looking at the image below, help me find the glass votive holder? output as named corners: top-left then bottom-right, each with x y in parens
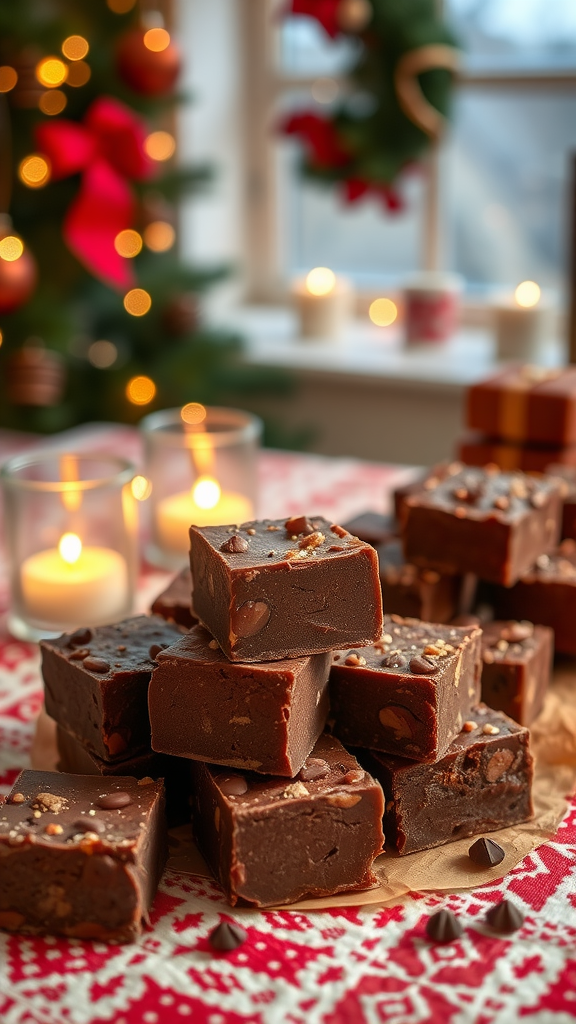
top-left (141, 405), bottom-right (263, 570)
top-left (1, 452), bottom-right (138, 641)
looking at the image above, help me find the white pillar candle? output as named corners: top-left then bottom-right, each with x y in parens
top-left (21, 534), bottom-right (129, 626)
top-left (495, 281), bottom-right (553, 363)
top-left (156, 477), bottom-right (254, 555)
top-left (292, 267), bottom-right (354, 341)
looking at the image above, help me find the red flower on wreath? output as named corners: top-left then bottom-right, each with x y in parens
top-left (283, 112), bottom-right (350, 168)
top-left (35, 96), bottom-right (154, 290)
top-left (290, 0), bottom-right (342, 38)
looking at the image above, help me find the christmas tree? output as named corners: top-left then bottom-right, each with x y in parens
top-left (0, 0), bottom-right (284, 435)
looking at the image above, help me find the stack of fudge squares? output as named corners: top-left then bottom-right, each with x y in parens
top-left (2, 481), bottom-right (556, 940)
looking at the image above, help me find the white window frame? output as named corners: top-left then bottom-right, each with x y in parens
top-left (240, 0), bottom-right (576, 318)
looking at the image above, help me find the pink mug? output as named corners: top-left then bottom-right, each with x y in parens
top-left (404, 272), bottom-right (463, 346)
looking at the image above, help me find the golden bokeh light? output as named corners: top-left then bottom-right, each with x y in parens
top-left (39, 89), bottom-right (67, 115)
top-left (126, 375), bottom-right (156, 405)
top-left (144, 131), bottom-right (176, 162)
top-left (0, 66), bottom-right (18, 92)
top-left (114, 229), bottom-right (143, 258)
top-left (19, 154), bottom-right (51, 188)
top-left (66, 60), bottom-right (91, 87)
top-left (369, 297), bottom-right (398, 327)
top-left (181, 402), bottom-right (207, 425)
top-left (0, 330), bottom-right (3, 347)
top-left (123, 288), bottom-right (152, 316)
top-left (131, 475), bottom-right (153, 501)
top-left (107, 0), bottom-right (136, 11)
top-left (62, 36), bottom-right (89, 61)
top-left (306, 267), bottom-right (336, 296)
top-left (143, 220), bottom-right (175, 252)
top-left (58, 532), bottom-right (82, 565)
top-left (0, 236), bottom-right (24, 262)
top-left (36, 57), bottom-right (68, 88)
top-left (143, 28), bottom-right (171, 52)
top-left (193, 476), bottom-right (221, 510)
top-left (515, 280), bottom-right (541, 309)
top-left (88, 340), bottom-right (118, 368)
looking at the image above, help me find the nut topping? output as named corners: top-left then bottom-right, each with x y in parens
top-left (345, 653), bottom-right (367, 667)
top-left (220, 534), bottom-right (249, 554)
top-left (409, 655), bottom-right (437, 675)
top-left (285, 515), bottom-right (315, 536)
top-left (31, 793), bottom-right (68, 814)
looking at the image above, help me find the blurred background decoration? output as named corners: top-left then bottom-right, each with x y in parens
top-left (0, 0), bottom-right (288, 438)
top-left (282, 0), bottom-right (460, 213)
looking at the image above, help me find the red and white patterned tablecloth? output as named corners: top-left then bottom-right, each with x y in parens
top-left (1, 426), bottom-right (575, 1024)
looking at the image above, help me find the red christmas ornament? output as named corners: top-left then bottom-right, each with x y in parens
top-left (290, 0), bottom-right (341, 38)
top-left (0, 235), bottom-right (37, 314)
top-left (116, 29), bottom-right (181, 96)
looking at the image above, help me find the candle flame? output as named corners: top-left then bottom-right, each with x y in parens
top-left (59, 532), bottom-right (82, 564)
top-left (515, 281), bottom-right (540, 308)
top-left (306, 267), bottom-right (336, 297)
top-left (192, 476), bottom-right (221, 510)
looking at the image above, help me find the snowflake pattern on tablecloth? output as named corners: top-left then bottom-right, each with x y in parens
top-left (0, 440), bottom-right (574, 1024)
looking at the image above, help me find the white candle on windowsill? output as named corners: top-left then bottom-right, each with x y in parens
top-left (21, 532), bottom-right (129, 626)
top-left (292, 267), bottom-right (354, 341)
top-left (495, 281), bottom-right (553, 363)
top-left (156, 476), bottom-right (254, 555)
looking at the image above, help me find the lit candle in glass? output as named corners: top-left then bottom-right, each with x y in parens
top-left (156, 475), bottom-right (253, 555)
top-left (21, 532), bottom-right (129, 625)
top-left (292, 267), bottom-right (354, 341)
top-left (495, 281), bottom-right (553, 363)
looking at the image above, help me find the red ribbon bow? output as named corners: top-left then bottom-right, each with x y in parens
top-left (36, 97), bottom-right (154, 290)
top-left (290, 0), bottom-right (342, 38)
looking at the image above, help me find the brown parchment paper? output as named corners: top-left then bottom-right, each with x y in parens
top-left (31, 666), bottom-right (576, 912)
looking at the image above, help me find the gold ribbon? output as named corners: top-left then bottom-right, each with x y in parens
top-left (499, 366), bottom-right (562, 442)
top-left (394, 44), bottom-right (461, 139)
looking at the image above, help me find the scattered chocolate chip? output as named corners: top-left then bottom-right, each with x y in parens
top-left (72, 817), bottom-right (106, 834)
top-left (68, 648), bottom-right (91, 661)
top-left (149, 643), bottom-right (168, 660)
top-left (68, 627), bottom-right (93, 647)
top-left (285, 515), bottom-right (314, 536)
top-left (267, 551), bottom-right (275, 557)
top-left (468, 837), bottom-right (505, 867)
top-left (299, 758), bottom-right (330, 782)
top-left (82, 657), bottom-right (110, 673)
top-left (218, 775), bottom-right (248, 797)
top-left (96, 792), bottom-right (133, 810)
top-left (381, 654), bottom-right (409, 670)
top-left (409, 655), bottom-right (437, 675)
top-left (209, 921), bottom-right (247, 952)
top-left (425, 910), bottom-right (463, 943)
top-left (220, 534), bottom-right (249, 554)
top-left (485, 900), bottom-right (524, 933)
top-left (117, 645), bottom-right (127, 652)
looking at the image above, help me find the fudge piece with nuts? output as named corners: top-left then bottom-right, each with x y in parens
top-left (480, 620), bottom-right (553, 726)
top-left (403, 465), bottom-right (562, 586)
top-left (189, 515), bottom-right (383, 662)
top-left (547, 464), bottom-right (576, 541)
top-left (0, 771), bottom-right (166, 942)
top-left (378, 539), bottom-right (462, 624)
top-left (149, 625), bottom-right (331, 776)
top-left (362, 704), bottom-right (533, 855)
top-left (150, 566), bottom-right (198, 630)
top-left (41, 616), bottom-right (183, 761)
top-left (56, 726), bottom-right (191, 827)
top-left (329, 614), bottom-right (482, 762)
top-left (190, 733), bottom-right (384, 907)
top-left (491, 540), bottom-right (576, 655)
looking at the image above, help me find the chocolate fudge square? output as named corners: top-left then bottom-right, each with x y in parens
top-left (56, 726), bottom-right (191, 827)
top-left (378, 539), bottom-right (461, 624)
top-left (547, 464), bottom-right (576, 541)
top-left (403, 466), bottom-right (561, 586)
top-left (149, 625), bottom-right (331, 776)
top-left (41, 616), bottom-right (183, 761)
top-left (492, 541), bottom-right (576, 655)
top-left (150, 567), bottom-right (198, 630)
top-left (481, 621), bottom-right (553, 726)
top-left (341, 511), bottom-right (396, 547)
top-left (190, 734), bottom-right (384, 908)
top-left (467, 365), bottom-right (576, 446)
top-left (363, 704), bottom-right (534, 855)
top-left (329, 615), bottom-right (482, 762)
top-left (189, 515), bottom-right (383, 662)
top-left (0, 771), bottom-right (166, 942)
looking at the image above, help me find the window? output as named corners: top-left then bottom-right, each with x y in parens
top-left (242, 0), bottom-right (576, 300)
